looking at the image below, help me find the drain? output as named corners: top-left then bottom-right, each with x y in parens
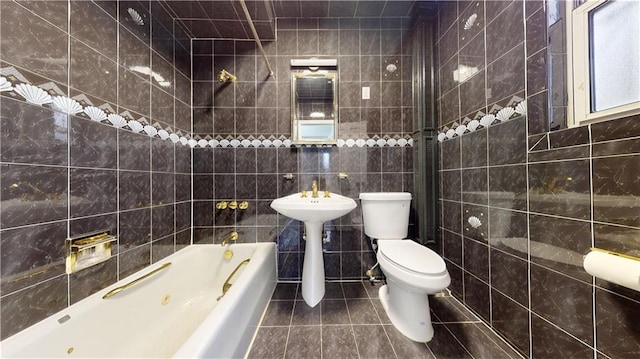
top-left (161, 294), bottom-right (171, 305)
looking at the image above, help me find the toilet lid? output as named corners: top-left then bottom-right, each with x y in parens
top-left (378, 240), bottom-right (447, 275)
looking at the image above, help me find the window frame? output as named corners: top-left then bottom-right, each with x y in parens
top-left (567, 0), bottom-right (640, 127)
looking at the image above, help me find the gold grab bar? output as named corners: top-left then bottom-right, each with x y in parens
top-left (102, 262), bottom-right (172, 299)
top-left (217, 259), bottom-right (250, 301)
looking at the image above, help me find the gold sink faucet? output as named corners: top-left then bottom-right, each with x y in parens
top-left (312, 180), bottom-right (319, 198)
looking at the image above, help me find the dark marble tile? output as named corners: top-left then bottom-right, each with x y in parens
top-left (549, 126), bottom-right (590, 149)
top-left (529, 214), bottom-right (592, 282)
top-left (441, 170), bottom-right (462, 201)
top-left (70, 39), bottom-right (117, 103)
top-left (440, 88), bottom-right (461, 126)
top-left (118, 130), bottom-right (150, 171)
top-left (347, 298), bottom-right (380, 324)
top-left (427, 323), bottom-right (473, 358)
top-left (460, 129), bottom-right (487, 168)
top-left (593, 155), bottom-right (640, 228)
top-left (175, 145), bottom-right (191, 174)
top-left (236, 147), bottom-right (257, 173)
top-left (291, 299), bottom-right (321, 325)
top-left (528, 159), bottom-right (591, 219)
top-left (118, 208), bottom-right (151, 250)
top-left (0, 221), bottom-right (67, 296)
top-left (443, 229), bottom-right (463, 267)
top-left (528, 145), bottom-right (590, 162)
top-left (118, 171), bottom-right (150, 210)
top-left (152, 139), bottom-right (174, 173)
top-left (463, 272), bottom-right (490, 322)
top-left (430, 295), bottom-right (479, 323)
top-left (320, 299), bottom-right (349, 324)
top-left (352, 325), bottom-right (396, 359)
top-left (118, 25), bottom-right (150, 71)
top-left (527, 90), bottom-right (549, 135)
top-left (488, 208), bottom-right (529, 259)
top-left (531, 314), bottom-right (594, 358)
top-left (322, 325), bottom-right (359, 359)
top-left (591, 114), bottom-right (640, 143)
top-left (285, 325), bottom-right (321, 359)
top-left (486, 44), bottom-right (525, 105)
top-left (174, 101), bottom-right (191, 133)
top-left (446, 322), bottom-right (515, 359)
top-left (593, 137), bottom-right (640, 157)
top-left (462, 168), bottom-right (488, 205)
top-left (490, 290), bottom-right (530, 357)
top-left (488, 117), bottom-right (527, 165)
top-left (458, 1), bottom-right (484, 50)
top-left (526, 7), bottom-right (546, 56)
top-left (152, 204), bottom-right (174, 240)
top-left (118, 243), bottom-right (150, 278)
top-left (464, 238), bottom-right (489, 282)
top-left (438, 23), bottom-right (459, 66)
top-left (1, 164), bottom-right (68, 228)
top-left (151, 172), bottom-right (174, 205)
top-left (278, 252), bottom-right (300, 280)
top-left (69, 256), bottom-right (117, 304)
top-left (262, 299), bottom-right (294, 326)
top-left (486, 0), bottom-right (524, 64)
top-left (460, 70), bottom-right (486, 117)
top-left (442, 200), bottom-right (462, 234)
top-left (70, 117), bottom-right (117, 169)
top-left (488, 165), bottom-right (527, 211)
top-left (0, 274), bottom-right (67, 340)
top-left (0, 98), bottom-right (68, 166)
top-left (490, 249), bottom-right (528, 306)
top-left (595, 288), bottom-right (640, 358)
top-left (175, 202), bottom-right (190, 232)
top-left (151, 234), bottom-right (174, 263)
top-left (530, 263), bottom-right (594, 345)
top-left (527, 49), bottom-right (547, 96)
top-left (151, 52), bottom-right (174, 91)
top-left (441, 137), bottom-right (461, 170)
top-left (70, 168), bottom-right (117, 218)
top-left (118, 68), bottom-right (150, 117)
top-left (247, 326), bottom-right (288, 359)
top-left (446, 260), bottom-right (464, 298)
top-left (1, 1), bottom-right (68, 83)
top-left (175, 174), bottom-right (191, 203)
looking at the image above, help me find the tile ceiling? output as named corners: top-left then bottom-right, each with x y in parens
top-left (162, 0), bottom-right (420, 40)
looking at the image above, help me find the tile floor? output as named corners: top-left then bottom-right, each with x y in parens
top-left (247, 281), bottom-right (524, 359)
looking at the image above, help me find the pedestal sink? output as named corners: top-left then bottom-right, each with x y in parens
top-left (271, 192), bottom-right (357, 307)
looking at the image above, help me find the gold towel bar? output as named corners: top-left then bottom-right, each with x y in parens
top-left (102, 262), bottom-right (172, 299)
top-left (218, 259), bottom-right (250, 301)
top-left (590, 248), bottom-right (640, 262)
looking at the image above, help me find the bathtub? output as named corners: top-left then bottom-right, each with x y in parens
top-left (1, 243), bottom-right (277, 358)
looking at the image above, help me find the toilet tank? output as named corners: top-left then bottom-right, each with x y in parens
top-left (359, 192), bottom-right (411, 239)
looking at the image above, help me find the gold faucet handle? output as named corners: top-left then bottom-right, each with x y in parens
top-left (324, 190), bottom-right (330, 198)
top-left (216, 201), bottom-right (228, 209)
top-left (301, 190), bottom-right (308, 198)
top-left (228, 201), bottom-right (238, 209)
top-left (238, 201), bottom-right (249, 210)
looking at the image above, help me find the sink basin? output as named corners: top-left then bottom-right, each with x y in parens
top-left (270, 192), bottom-right (357, 223)
top-left (271, 192), bottom-right (357, 307)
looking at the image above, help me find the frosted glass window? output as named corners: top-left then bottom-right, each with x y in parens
top-left (589, 0), bottom-right (640, 112)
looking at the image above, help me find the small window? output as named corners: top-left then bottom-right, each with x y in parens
top-left (568, 0), bottom-right (640, 126)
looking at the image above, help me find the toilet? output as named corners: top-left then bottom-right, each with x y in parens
top-left (359, 192), bottom-right (450, 342)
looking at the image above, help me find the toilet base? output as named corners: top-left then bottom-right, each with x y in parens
top-left (379, 283), bottom-right (434, 342)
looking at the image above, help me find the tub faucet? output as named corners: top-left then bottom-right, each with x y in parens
top-left (220, 231), bottom-right (238, 246)
top-left (311, 180), bottom-right (319, 198)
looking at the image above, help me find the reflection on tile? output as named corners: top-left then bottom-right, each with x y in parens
top-left (69, 257), bottom-right (117, 304)
top-left (490, 249), bottom-right (528, 306)
top-left (0, 275), bottom-right (68, 340)
top-left (491, 290), bottom-right (530, 356)
top-left (0, 221), bottom-right (67, 296)
top-left (427, 323), bottom-right (473, 358)
top-left (70, 117), bottom-right (117, 169)
top-left (1, 1), bottom-right (68, 83)
top-left (530, 264), bottom-right (594, 345)
top-left (488, 117), bottom-right (526, 165)
top-left (69, 168), bottom-right (117, 218)
top-left (0, 98), bottom-right (68, 166)
top-left (447, 322), bottom-right (515, 359)
top-left (593, 155), bottom-right (640, 228)
top-left (463, 273), bottom-right (490, 322)
top-left (353, 325), bottom-right (396, 359)
top-left (1, 164), bottom-right (68, 228)
top-left (595, 288), bottom-right (640, 358)
top-left (531, 315), bottom-right (593, 358)
top-left (262, 300), bottom-right (294, 326)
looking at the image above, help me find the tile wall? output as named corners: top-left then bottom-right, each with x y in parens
top-left (436, 0), bottom-right (640, 358)
top-left (190, 17), bottom-right (415, 281)
top-left (0, 1), bottom-right (192, 339)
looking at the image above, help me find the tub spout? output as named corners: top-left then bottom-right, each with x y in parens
top-left (220, 231), bottom-right (238, 246)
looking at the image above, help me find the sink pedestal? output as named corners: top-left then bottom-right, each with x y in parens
top-left (301, 222), bottom-right (324, 307)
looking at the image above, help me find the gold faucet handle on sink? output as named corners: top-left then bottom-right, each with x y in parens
top-left (324, 190), bottom-right (330, 198)
top-left (301, 190), bottom-right (308, 198)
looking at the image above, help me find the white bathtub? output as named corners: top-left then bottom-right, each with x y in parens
top-left (1, 243), bottom-right (277, 358)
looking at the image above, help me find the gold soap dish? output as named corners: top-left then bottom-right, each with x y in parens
top-left (66, 230), bottom-right (117, 274)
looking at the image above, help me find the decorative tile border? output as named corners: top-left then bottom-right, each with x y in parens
top-left (2, 70), bottom-right (414, 149)
top-left (0, 71), bottom-right (195, 147)
top-left (189, 135), bottom-right (414, 148)
top-left (437, 96), bottom-right (527, 142)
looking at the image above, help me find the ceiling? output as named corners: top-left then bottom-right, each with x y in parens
top-left (162, 0), bottom-right (420, 40)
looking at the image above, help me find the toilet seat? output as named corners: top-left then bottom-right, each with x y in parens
top-left (378, 240), bottom-right (447, 277)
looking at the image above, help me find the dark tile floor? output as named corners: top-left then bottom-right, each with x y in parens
top-left (247, 281), bottom-right (524, 359)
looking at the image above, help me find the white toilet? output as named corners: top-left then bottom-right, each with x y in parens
top-left (359, 192), bottom-right (450, 342)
